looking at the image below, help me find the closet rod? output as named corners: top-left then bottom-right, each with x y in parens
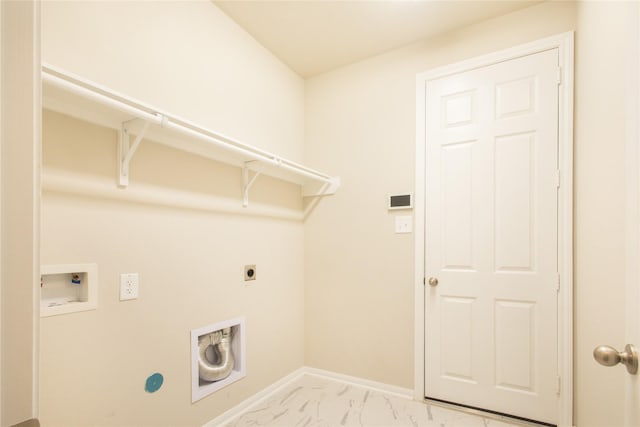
top-left (42, 66), bottom-right (335, 185)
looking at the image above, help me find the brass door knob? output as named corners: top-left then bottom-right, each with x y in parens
top-left (593, 344), bottom-right (638, 374)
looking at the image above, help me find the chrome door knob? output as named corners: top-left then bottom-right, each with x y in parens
top-left (593, 344), bottom-right (638, 374)
top-left (428, 277), bottom-right (439, 287)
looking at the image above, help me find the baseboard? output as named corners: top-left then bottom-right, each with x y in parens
top-left (302, 367), bottom-right (413, 399)
top-left (203, 367), bottom-right (414, 426)
top-left (203, 367), bottom-right (306, 427)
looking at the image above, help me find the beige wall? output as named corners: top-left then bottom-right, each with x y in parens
top-left (40, 113), bottom-right (305, 427)
top-left (625, 4), bottom-right (640, 425)
top-left (574, 2), bottom-right (632, 426)
top-left (38, 0), bottom-right (640, 426)
top-left (41, 0), bottom-right (304, 162)
top-left (304, 1), bottom-right (633, 426)
top-left (304, 0), bottom-right (576, 387)
top-left (40, 1), bottom-right (306, 426)
top-left (1, 1), bottom-right (41, 425)
top-left (1, 2), bottom-right (3, 423)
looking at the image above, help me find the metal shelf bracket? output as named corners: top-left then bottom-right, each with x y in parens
top-left (302, 176), bottom-right (341, 198)
top-left (118, 117), bottom-right (155, 187)
top-left (242, 160), bottom-right (266, 207)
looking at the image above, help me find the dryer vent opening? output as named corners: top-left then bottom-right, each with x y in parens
top-left (191, 317), bottom-right (246, 402)
top-left (198, 327), bottom-right (234, 384)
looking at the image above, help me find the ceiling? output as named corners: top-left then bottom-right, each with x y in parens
top-left (214, 0), bottom-right (542, 77)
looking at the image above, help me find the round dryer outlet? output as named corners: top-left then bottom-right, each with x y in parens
top-left (244, 265), bottom-right (256, 281)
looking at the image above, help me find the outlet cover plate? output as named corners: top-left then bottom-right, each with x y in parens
top-left (120, 273), bottom-right (139, 300)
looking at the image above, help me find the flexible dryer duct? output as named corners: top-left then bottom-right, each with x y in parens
top-left (198, 327), bottom-right (234, 382)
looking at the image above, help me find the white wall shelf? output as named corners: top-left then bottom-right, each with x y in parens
top-left (41, 64), bottom-right (340, 206)
top-left (40, 263), bottom-right (98, 317)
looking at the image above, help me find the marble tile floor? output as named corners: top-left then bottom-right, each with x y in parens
top-left (224, 374), bottom-right (534, 427)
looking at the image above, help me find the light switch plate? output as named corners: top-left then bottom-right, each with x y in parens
top-left (395, 216), bottom-right (413, 234)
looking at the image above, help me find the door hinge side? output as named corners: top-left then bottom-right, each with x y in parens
top-left (556, 170), bottom-right (561, 188)
top-left (556, 375), bottom-right (561, 394)
top-left (557, 66), bottom-right (562, 85)
top-left (557, 274), bottom-right (561, 292)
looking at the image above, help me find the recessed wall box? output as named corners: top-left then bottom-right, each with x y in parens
top-left (191, 317), bottom-right (246, 402)
top-left (40, 263), bottom-right (97, 317)
top-left (388, 193), bottom-right (413, 210)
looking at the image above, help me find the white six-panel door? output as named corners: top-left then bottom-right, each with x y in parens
top-left (424, 49), bottom-right (560, 424)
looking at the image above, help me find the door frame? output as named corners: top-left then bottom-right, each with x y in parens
top-left (414, 32), bottom-right (574, 426)
top-left (624, 3), bottom-right (640, 425)
top-left (1, 1), bottom-right (42, 424)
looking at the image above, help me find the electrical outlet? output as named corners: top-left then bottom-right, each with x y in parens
top-left (244, 265), bottom-right (256, 281)
top-left (120, 273), bottom-right (139, 300)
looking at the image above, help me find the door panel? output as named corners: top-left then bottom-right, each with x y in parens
top-left (494, 132), bottom-right (535, 271)
top-left (441, 296), bottom-right (475, 382)
top-left (442, 143), bottom-right (473, 270)
top-left (425, 49), bottom-right (559, 424)
top-left (494, 299), bottom-right (535, 392)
